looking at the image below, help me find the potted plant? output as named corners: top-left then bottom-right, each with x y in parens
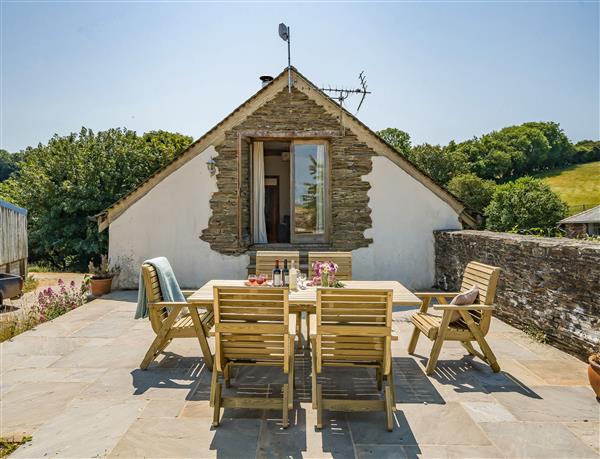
top-left (88, 255), bottom-right (119, 297)
top-left (589, 351), bottom-right (600, 401)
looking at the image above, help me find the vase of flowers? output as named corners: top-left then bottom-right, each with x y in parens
top-left (312, 261), bottom-right (344, 288)
top-left (88, 255), bottom-right (120, 296)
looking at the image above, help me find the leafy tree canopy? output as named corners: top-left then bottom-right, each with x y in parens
top-left (447, 173), bottom-right (496, 213)
top-left (573, 140), bottom-right (600, 163)
top-left (0, 149), bottom-right (21, 182)
top-left (376, 128), bottom-right (411, 157)
top-left (409, 143), bottom-right (469, 185)
top-left (0, 128), bottom-right (192, 271)
top-left (484, 177), bottom-right (567, 232)
top-left (380, 121), bottom-right (578, 185)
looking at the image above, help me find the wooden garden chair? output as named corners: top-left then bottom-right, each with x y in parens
top-left (256, 251), bottom-right (303, 341)
top-left (308, 251), bottom-right (352, 280)
top-left (305, 251), bottom-right (353, 348)
top-left (139, 263), bottom-right (214, 370)
top-left (408, 261), bottom-right (501, 376)
top-left (210, 286), bottom-right (295, 428)
top-left (310, 288), bottom-right (396, 432)
top-left (255, 251), bottom-right (300, 279)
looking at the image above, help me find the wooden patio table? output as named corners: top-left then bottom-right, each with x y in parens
top-left (188, 279), bottom-right (422, 313)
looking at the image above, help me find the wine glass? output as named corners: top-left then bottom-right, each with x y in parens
top-left (247, 274), bottom-right (256, 285)
top-left (256, 274), bottom-right (266, 286)
top-left (298, 272), bottom-right (307, 289)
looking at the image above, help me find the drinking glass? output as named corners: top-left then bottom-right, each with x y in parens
top-left (247, 274), bottom-right (256, 285)
top-left (256, 274), bottom-right (266, 285)
top-left (298, 272), bottom-right (307, 289)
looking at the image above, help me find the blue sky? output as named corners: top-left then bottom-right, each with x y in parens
top-left (1, 1), bottom-right (598, 152)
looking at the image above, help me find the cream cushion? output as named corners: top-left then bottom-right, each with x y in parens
top-left (449, 286), bottom-right (479, 322)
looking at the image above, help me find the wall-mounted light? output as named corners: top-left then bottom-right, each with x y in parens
top-left (206, 157), bottom-right (217, 176)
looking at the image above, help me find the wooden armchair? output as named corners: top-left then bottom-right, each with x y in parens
top-left (210, 287), bottom-right (295, 428)
top-left (311, 288), bottom-right (396, 431)
top-left (308, 251), bottom-right (352, 280)
top-left (139, 264), bottom-right (213, 370)
top-left (408, 261), bottom-right (501, 375)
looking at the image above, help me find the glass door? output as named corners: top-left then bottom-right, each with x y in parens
top-left (290, 140), bottom-right (329, 243)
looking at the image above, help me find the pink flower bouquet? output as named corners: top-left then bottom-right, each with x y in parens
top-left (312, 261), bottom-right (344, 288)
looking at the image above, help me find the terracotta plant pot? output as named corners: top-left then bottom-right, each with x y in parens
top-left (90, 277), bottom-right (113, 297)
top-left (588, 355), bottom-right (600, 401)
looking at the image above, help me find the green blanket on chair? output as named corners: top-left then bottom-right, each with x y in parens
top-left (135, 257), bottom-right (185, 319)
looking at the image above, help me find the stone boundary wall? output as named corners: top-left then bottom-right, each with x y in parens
top-left (434, 230), bottom-right (599, 360)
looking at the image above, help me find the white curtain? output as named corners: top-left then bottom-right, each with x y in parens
top-left (315, 144), bottom-right (326, 234)
top-left (252, 141), bottom-right (268, 243)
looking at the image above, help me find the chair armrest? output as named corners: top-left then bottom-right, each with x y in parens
top-left (433, 304), bottom-right (495, 311)
top-left (415, 292), bottom-right (461, 299)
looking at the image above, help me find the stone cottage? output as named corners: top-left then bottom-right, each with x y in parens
top-left (97, 67), bottom-right (475, 289)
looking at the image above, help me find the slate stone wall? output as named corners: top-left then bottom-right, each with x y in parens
top-left (201, 87), bottom-right (375, 254)
top-left (434, 230), bottom-right (600, 360)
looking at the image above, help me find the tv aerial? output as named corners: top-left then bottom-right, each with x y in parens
top-left (320, 71), bottom-right (372, 114)
top-left (278, 22), bottom-right (292, 93)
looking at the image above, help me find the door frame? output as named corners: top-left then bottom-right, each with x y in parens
top-left (248, 135), bottom-right (332, 245)
top-left (290, 139), bottom-right (330, 244)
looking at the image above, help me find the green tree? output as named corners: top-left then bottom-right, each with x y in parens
top-left (0, 149), bottom-right (20, 181)
top-left (0, 128), bottom-right (192, 270)
top-left (573, 140), bottom-right (600, 163)
top-left (447, 173), bottom-right (496, 213)
top-left (484, 177), bottom-right (567, 232)
top-left (377, 128), bottom-right (411, 158)
top-left (410, 143), bottom-right (469, 185)
top-left (453, 122), bottom-right (575, 182)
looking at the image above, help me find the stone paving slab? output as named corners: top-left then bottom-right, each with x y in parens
top-left (1, 291), bottom-right (598, 458)
top-left (11, 398), bottom-right (147, 458)
top-left (479, 422), bottom-right (599, 458)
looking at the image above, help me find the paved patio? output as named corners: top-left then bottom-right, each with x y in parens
top-left (1, 291), bottom-right (598, 458)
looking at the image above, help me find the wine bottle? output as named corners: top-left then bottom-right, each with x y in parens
top-left (289, 260), bottom-right (298, 291)
top-left (283, 259), bottom-right (289, 286)
top-left (272, 259), bottom-right (282, 287)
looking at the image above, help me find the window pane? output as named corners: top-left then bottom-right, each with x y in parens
top-left (294, 144), bottom-right (326, 235)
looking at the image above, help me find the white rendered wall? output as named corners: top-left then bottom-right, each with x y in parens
top-left (353, 155), bottom-right (462, 289)
top-left (108, 146), bottom-right (249, 289)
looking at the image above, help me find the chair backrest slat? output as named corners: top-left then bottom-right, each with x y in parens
top-left (141, 264), bottom-right (167, 333)
top-left (457, 261), bottom-right (501, 334)
top-left (315, 289), bottom-right (392, 369)
top-left (308, 252), bottom-right (352, 280)
top-left (255, 251), bottom-right (300, 278)
top-left (213, 287), bottom-right (289, 371)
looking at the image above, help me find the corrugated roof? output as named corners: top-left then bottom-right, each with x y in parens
top-left (0, 198), bottom-right (27, 215)
top-left (559, 205), bottom-right (600, 224)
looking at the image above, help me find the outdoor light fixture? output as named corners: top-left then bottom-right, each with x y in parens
top-left (278, 22), bottom-right (291, 93)
top-left (206, 157), bottom-right (217, 176)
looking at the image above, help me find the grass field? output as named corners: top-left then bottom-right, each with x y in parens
top-left (536, 161), bottom-right (600, 215)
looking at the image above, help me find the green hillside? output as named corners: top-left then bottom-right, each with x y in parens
top-left (536, 161), bottom-right (600, 215)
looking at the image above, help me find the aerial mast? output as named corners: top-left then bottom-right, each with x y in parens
top-left (278, 23), bottom-right (291, 93)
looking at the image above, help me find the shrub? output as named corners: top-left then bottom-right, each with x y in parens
top-left (485, 177), bottom-right (567, 232)
top-left (447, 173), bottom-right (496, 213)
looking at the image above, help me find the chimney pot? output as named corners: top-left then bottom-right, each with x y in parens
top-left (260, 75), bottom-right (274, 88)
